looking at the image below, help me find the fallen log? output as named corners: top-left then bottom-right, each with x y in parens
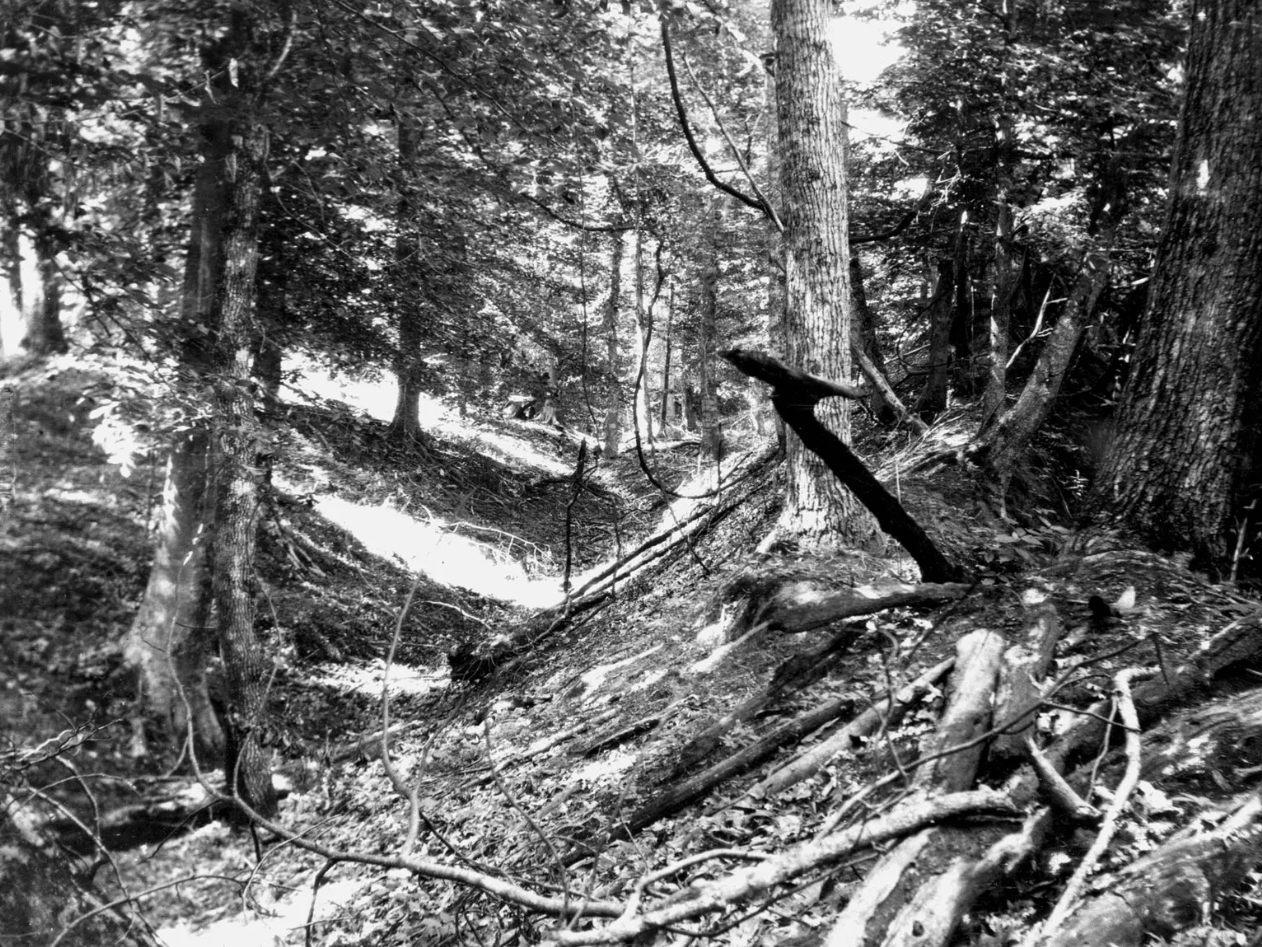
top-left (550, 788), bottom-right (1020, 945)
top-left (823, 628), bottom-right (1006, 946)
top-left (766, 581), bottom-right (971, 634)
top-left (565, 690), bottom-right (860, 865)
top-left (721, 347), bottom-right (962, 583)
top-left (852, 611), bottom-right (1262, 947)
top-left (991, 593), bottom-right (1064, 762)
top-left (1042, 788), bottom-right (1262, 947)
top-left (752, 658), bottom-right (955, 799)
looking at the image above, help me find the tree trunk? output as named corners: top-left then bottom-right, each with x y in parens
top-left (982, 199), bottom-right (1015, 420)
top-left (913, 259), bottom-right (955, 421)
top-left (772, 0), bottom-right (875, 547)
top-left (659, 285), bottom-right (673, 431)
top-left (389, 104), bottom-right (425, 442)
top-left (602, 231), bottom-right (624, 456)
top-left (972, 227), bottom-right (1114, 501)
top-left (26, 222), bottom-right (68, 355)
top-left (698, 200), bottom-right (724, 463)
top-left (127, 430), bottom-right (224, 763)
top-left (127, 89), bottom-right (230, 759)
top-left (205, 13), bottom-right (276, 816)
top-left (632, 229), bottom-right (653, 446)
top-left (1094, 0), bottom-right (1262, 572)
top-left (949, 216), bottom-right (974, 393)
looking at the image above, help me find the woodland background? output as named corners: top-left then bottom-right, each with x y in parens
top-left (2, 0), bottom-right (1262, 945)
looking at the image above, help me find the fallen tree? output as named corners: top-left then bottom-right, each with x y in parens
top-left (721, 348), bottom-right (962, 583)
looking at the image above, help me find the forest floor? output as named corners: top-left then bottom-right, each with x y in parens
top-left (3, 354), bottom-right (1261, 946)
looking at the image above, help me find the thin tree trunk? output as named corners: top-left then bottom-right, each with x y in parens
top-left (26, 223), bottom-right (68, 355)
top-left (971, 227), bottom-right (1115, 501)
top-left (632, 229), bottom-right (653, 446)
top-left (659, 286), bottom-right (673, 430)
top-left (983, 199), bottom-right (1015, 420)
top-left (602, 231), bottom-right (624, 456)
top-left (1094, 0), bottom-right (1262, 573)
top-left (772, 0), bottom-right (876, 547)
top-left (850, 255), bottom-right (920, 429)
top-left (389, 104), bottom-right (425, 442)
top-left (949, 215), bottom-right (973, 393)
top-left (914, 259), bottom-right (955, 421)
top-left (210, 107), bottom-right (276, 816)
top-left (698, 200), bottom-right (723, 462)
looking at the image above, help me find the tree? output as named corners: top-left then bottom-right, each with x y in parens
top-left (1094, 0), bottom-right (1262, 573)
top-left (771, 0), bottom-right (875, 546)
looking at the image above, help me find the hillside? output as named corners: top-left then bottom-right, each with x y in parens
top-left (4, 355), bottom-right (1261, 947)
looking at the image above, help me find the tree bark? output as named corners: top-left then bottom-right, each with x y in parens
top-left (389, 102), bottom-right (426, 441)
top-left (771, 0), bottom-right (875, 547)
top-left (632, 229), bottom-right (653, 446)
top-left (205, 11), bottom-right (277, 816)
top-left (1093, 0), bottom-right (1262, 572)
top-left (127, 85), bottom-right (230, 759)
top-left (913, 259), bottom-right (955, 421)
top-left (971, 225), bottom-right (1115, 499)
top-left (983, 200), bottom-right (1015, 420)
top-left (698, 200), bottom-right (724, 462)
top-left (602, 231), bottom-right (624, 455)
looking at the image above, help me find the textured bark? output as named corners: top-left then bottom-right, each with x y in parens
top-left (772, 0), bottom-right (874, 546)
top-left (983, 200), bottom-right (1015, 420)
top-left (600, 231), bottom-right (625, 454)
top-left (210, 110), bottom-right (276, 816)
top-left (698, 200), bottom-right (723, 462)
top-left (390, 103), bottom-right (425, 441)
top-left (1094, 0), bottom-right (1262, 570)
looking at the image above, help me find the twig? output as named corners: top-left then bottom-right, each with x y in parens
top-left (1029, 667), bottom-right (1148, 944)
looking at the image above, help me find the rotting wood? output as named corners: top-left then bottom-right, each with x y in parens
top-left (768, 581), bottom-right (971, 633)
top-left (448, 447), bottom-right (775, 680)
top-left (721, 347), bottom-right (962, 583)
top-left (991, 593), bottom-right (1064, 761)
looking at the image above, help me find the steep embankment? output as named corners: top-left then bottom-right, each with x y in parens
top-left (5, 357), bottom-right (1262, 947)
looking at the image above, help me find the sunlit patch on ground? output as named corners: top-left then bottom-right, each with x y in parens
top-left (313, 494), bottom-right (562, 608)
top-left (307, 658), bottom-right (450, 699)
top-left (155, 876), bottom-right (364, 947)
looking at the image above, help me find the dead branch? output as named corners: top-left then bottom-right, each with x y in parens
top-left (754, 658), bottom-right (955, 799)
top-left (721, 348), bottom-right (961, 583)
top-left (1041, 790), bottom-right (1262, 947)
top-left (548, 788), bottom-right (1019, 945)
top-left (767, 582), bottom-right (971, 634)
top-left (1032, 668), bottom-right (1148, 945)
top-left (991, 594), bottom-right (1064, 761)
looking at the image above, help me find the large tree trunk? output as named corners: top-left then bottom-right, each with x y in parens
top-left (602, 231), bottom-right (625, 456)
top-left (1094, 0), bottom-right (1262, 572)
top-left (772, 0), bottom-right (875, 547)
top-left (389, 104), bottom-right (425, 442)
